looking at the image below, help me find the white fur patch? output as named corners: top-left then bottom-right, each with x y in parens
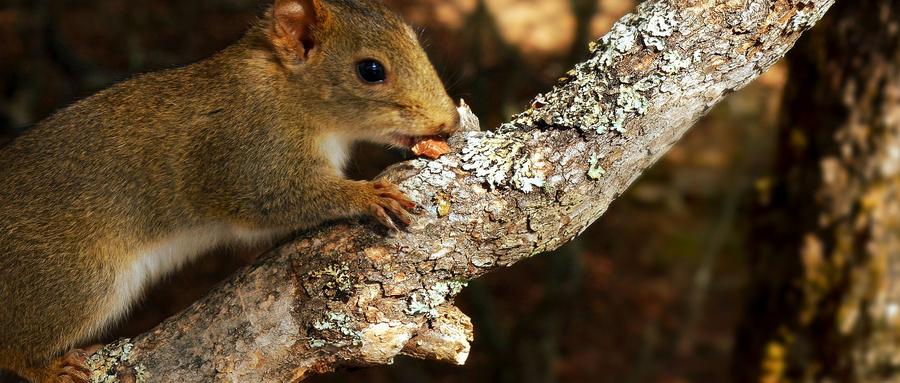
top-left (108, 224), bottom-right (284, 327)
top-left (319, 133), bottom-right (354, 174)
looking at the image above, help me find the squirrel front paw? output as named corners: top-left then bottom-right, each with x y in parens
top-left (40, 349), bottom-right (91, 383)
top-left (366, 179), bottom-right (416, 231)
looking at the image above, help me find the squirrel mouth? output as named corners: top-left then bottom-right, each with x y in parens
top-left (390, 123), bottom-right (456, 149)
top-left (392, 134), bottom-right (434, 148)
top-left (393, 135), bottom-right (419, 148)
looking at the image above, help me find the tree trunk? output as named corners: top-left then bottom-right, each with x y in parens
top-left (81, 0), bottom-right (835, 381)
top-left (734, 1), bottom-right (900, 382)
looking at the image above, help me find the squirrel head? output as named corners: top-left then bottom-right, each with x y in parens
top-left (262, 0), bottom-right (459, 150)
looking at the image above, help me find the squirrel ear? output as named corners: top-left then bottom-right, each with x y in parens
top-left (273, 0), bottom-right (328, 60)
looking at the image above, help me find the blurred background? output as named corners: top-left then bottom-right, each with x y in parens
top-left (0, 0), bottom-right (802, 382)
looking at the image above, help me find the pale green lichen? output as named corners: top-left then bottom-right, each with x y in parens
top-left (790, 2), bottom-right (833, 32)
top-left (86, 338), bottom-right (148, 383)
top-left (588, 153), bottom-right (606, 180)
top-left (501, 1), bottom-right (682, 136)
top-left (617, 85), bottom-right (648, 115)
top-left (634, 73), bottom-right (664, 91)
top-left (405, 279), bottom-right (468, 319)
top-left (460, 130), bottom-right (546, 193)
top-left (309, 311), bottom-right (363, 347)
top-left (612, 23), bottom-right (637, 53)
top-left (309, 262), bottom-right (354, 292)
top-left (133, 364), bottom-right (149, 382)
top-left (308, 339), bottom-right (328, 348)
top-left (643, 9), bottom-right (678, 50)
top-left (661, 51), bottom-right (691, 74)
top-left (641, 2), bottom-right (680, 50)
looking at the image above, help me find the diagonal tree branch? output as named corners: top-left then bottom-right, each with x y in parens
top-left (85, 0), bottom-right (834, 381)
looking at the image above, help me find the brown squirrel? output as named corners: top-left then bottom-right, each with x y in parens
top-left (0, 0), bottom-right (459, 381)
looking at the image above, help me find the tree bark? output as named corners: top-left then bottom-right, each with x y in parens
top-left (83, 0), bottom-right (834, 381)
top-left (734, 1), bottom-right (900, 382)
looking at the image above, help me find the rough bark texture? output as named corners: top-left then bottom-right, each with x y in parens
top-left (735, 1), bottom-right (900, 382)
top-left (83, 0), bottom-right (834, 381)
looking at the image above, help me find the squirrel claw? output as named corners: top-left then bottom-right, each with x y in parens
top-left (370, 203), bottom-right (401, 232)
top-left (53, 349), bottom-right (92, 383)
top-left (369, 180), bottom-right (415, 229)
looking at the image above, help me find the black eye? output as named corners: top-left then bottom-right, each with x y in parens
top-left (356, 60), bottom-right (386, 83)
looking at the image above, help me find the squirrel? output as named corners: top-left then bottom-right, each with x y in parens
top-left (0, 0), bottom-right (460, 381)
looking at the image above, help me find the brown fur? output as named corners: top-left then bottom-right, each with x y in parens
top-left (0, 0), bottom-right (458, 381)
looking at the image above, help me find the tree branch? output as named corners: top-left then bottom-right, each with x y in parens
top-left (85, 0), bottom-right (835, 381)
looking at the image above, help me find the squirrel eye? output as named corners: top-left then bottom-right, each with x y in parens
top-left (356, 60), bottom-right (386, 84)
